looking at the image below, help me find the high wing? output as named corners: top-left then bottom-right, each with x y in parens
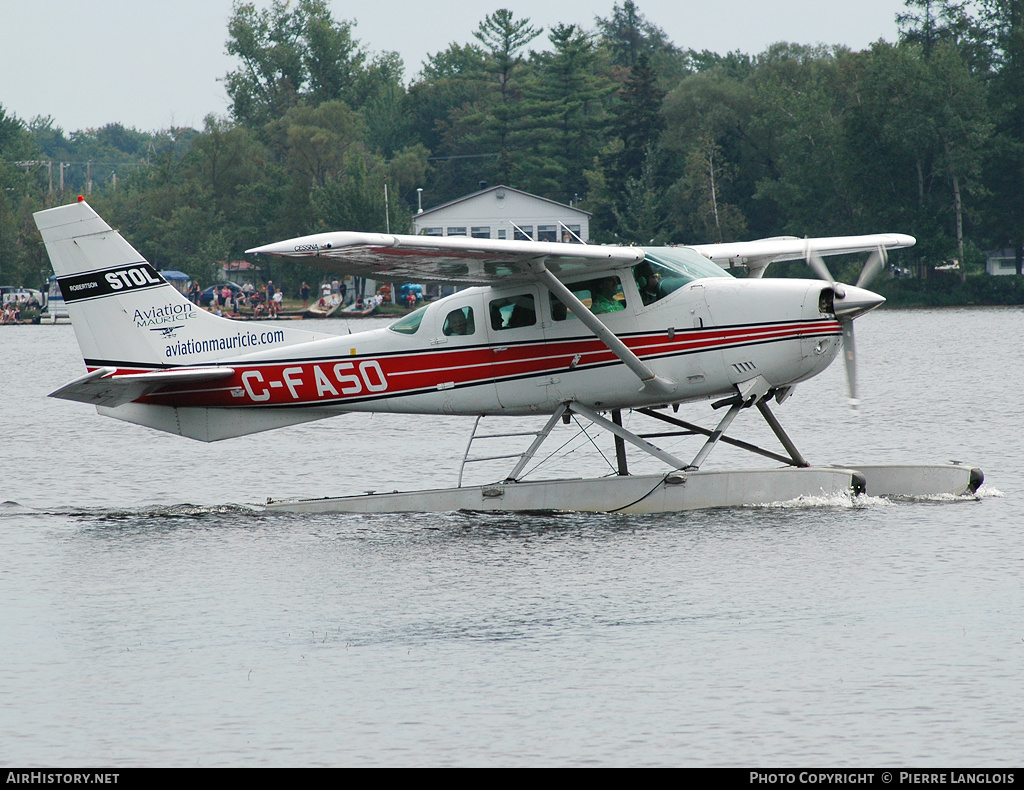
top-left (248, 230), bottom-right (914, 284)
top-left (246, 232), bottom-right (644, 285)
top-left (689, 233), bottom-right (916, 278)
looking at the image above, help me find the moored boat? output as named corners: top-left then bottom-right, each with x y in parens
top-left (306, 294), bottom-right (344, 318)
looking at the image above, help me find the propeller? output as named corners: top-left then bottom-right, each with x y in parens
top-left (856, 246), bottom-right (888, 289)
top-left (805, 243), bottom-right (887, 410)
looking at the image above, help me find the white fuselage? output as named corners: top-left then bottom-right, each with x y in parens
top-left (137, 274), bottom-right (842, 416)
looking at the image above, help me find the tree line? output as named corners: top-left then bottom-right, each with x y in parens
top-left (2, 0), bottom-right (1023, 297)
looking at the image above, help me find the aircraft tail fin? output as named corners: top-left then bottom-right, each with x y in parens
top-left (33, 199), bottom-right (326, 371)
top-left (34, 199), bottom-right (341, 442)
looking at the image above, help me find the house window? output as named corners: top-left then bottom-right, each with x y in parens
top-left (446, 227), bottom-right (467, 236)
top-left (537, 225), bottom-right (557, 242)
top-left (513, 225), bottom-right (533, 241)
top-left (497, 229), bottom-right (507, 240)
top-left (561, 225), bottom-right (582, 243)
top-left (471, 226), bottom-right (491, 239)
top-left (421, 227), bottom-right (443, 236)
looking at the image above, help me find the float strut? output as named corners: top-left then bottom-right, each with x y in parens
top-left (504, 404), bottom-right (569, 482)
top-left (611, 409), bottom-right (629, 476)
top-left (685, 400), bottom-right (744, 471)
top-left (756, 400), bottom-right (810, 468)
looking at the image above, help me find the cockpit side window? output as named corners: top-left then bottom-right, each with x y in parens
top-left (633, 261), bottom-right (683, 306)
top-left (633, 249), bottom-right (731, 306)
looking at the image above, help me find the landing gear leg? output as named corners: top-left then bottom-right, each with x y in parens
top-left (756, 400), bottom-right (810, 468)
top-left (684, 400), bottom-right (745, 471)
top-left (611, 409), bottom-right (629, 476)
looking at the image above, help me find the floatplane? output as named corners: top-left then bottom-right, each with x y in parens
top-left (35, 198), bottom-right (982, 514)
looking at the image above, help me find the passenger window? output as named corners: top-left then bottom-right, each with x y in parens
top-left (489, 294), bottom-right (536, 330)
top-left (550, 276), bottom-right (626, 320)
top-left (443, 307), bottom-right (475, 336)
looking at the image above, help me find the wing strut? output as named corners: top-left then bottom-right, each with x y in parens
top-left (528, 258), bottom-right (677, 397)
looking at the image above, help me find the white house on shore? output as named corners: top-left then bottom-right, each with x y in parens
top-left (985, 249), bottom-right (1022, 275)
top-left (411, 184), bottom-right (591, 243)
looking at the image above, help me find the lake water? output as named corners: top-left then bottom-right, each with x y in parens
top-left (1, 308), bottom-right (1022, 766)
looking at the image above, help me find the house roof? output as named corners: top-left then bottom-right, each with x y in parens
top-left (416, 184), bottom-right (591, 218)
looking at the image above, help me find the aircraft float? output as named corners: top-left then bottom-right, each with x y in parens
top-left (35, 198), bottom-right (983, 513)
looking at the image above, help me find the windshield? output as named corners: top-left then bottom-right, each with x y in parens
top-left (634, 247), bottom-right (732, 305)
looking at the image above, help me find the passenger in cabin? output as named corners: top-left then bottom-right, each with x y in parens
top-left (591, 277), bottom-right (625, 314)
top-left (490, 294), bottom-right (536, 330)
top-left (443, 307), bottom-right (474, 336)
top-left (634, 263), bottom-right (661, 306)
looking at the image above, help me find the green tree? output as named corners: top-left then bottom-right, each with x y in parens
top-left (0, 106), bottom-right (49, 287)
top-left (595, 0), bottom-right (679, 68)
top-left (979, 0), bottom-right (1024, 272)
top-left (224, 0), bottom-right (365, 126)
top-left (612, 145), bottom-right (670, 244)
top-left (673, 133), bottom-right (748, 243)
top-left (310, 148), bottom-right (413, 234)
top-left (609, 52), bottom-right (665, 190)
top-left (745, 44), bottom-right (860, 238)
top-left (467, 8), bottom-right (541, 184)
top-left (842, 41), bottom-right (989, 275)
top-left (359, 52), bottom-right (414, 158)
top-left (898, 0), bottom-right (992, 68)
top-left (661, 69), bottom-right (753, 242)
top-left (517, 24), bottom-right (615, 198)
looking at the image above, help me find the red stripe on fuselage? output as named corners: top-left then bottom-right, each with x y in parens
top-left (126, 319), bottom-right (840, 408)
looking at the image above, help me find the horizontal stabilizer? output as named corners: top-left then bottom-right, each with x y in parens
top-left (50, 366), bottom-right (236, 408)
